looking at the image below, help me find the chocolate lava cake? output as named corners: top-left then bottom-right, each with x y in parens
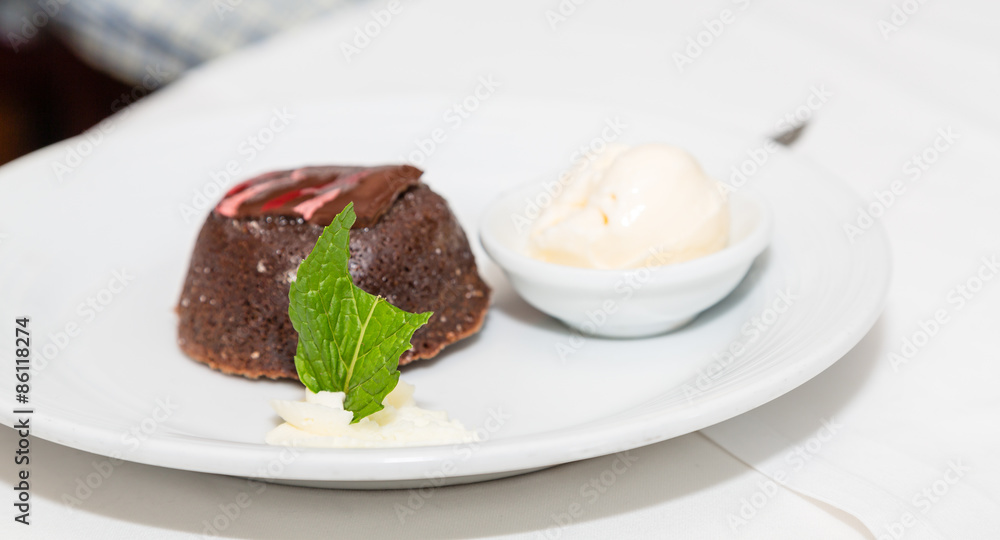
top-left (176, 165), bottom-right (491, 379)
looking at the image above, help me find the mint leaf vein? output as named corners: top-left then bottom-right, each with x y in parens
top-left (288, 203), bottom-right (432, 423)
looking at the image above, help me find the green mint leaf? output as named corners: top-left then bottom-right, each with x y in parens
top-left (288, 203), bottom-right (432, 423)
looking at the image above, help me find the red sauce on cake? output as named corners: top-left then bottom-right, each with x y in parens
top-left (176, 164), bottom-right (491, 380)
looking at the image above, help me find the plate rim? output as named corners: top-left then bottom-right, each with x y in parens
top-left (0, 96), bottom-right (892, 485)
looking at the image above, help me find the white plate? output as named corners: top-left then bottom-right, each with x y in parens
top-left (0, 97), bottom-right (890, 489)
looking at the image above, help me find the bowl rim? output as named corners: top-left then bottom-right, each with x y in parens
top-left (478, 181), bottom-right (773, 286)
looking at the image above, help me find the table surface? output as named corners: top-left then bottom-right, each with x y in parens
top-left (3, 1), bottom-right (999, 538)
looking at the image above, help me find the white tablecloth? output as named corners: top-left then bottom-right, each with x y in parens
top-left (3, 1), bottom-right (999, 538)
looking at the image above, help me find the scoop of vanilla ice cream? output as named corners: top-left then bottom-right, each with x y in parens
top-left (528, 143), bottom-right (729, 269)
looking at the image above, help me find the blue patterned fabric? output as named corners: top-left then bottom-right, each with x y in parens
top-left (2, 0), bottom-right (357, 83)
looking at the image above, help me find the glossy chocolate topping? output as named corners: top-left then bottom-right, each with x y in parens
top-left (214, 165), bottom-right (423, 228)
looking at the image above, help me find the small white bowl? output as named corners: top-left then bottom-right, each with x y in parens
top-left (479, 183), bottom-right (773, 338)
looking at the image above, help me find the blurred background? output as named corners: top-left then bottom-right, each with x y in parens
top-left (1, 2), bottom-right (999, 539)
top-left (0, 14), bottom-right (132, 166)
top-left (0, 0), bottom-right (352, 165)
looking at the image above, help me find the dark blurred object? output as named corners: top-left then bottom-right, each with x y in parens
top-left (0, 30), bottom-right (141, 166)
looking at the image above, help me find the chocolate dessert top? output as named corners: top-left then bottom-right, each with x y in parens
top-left (215, 165), bottom-right (423, 228)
